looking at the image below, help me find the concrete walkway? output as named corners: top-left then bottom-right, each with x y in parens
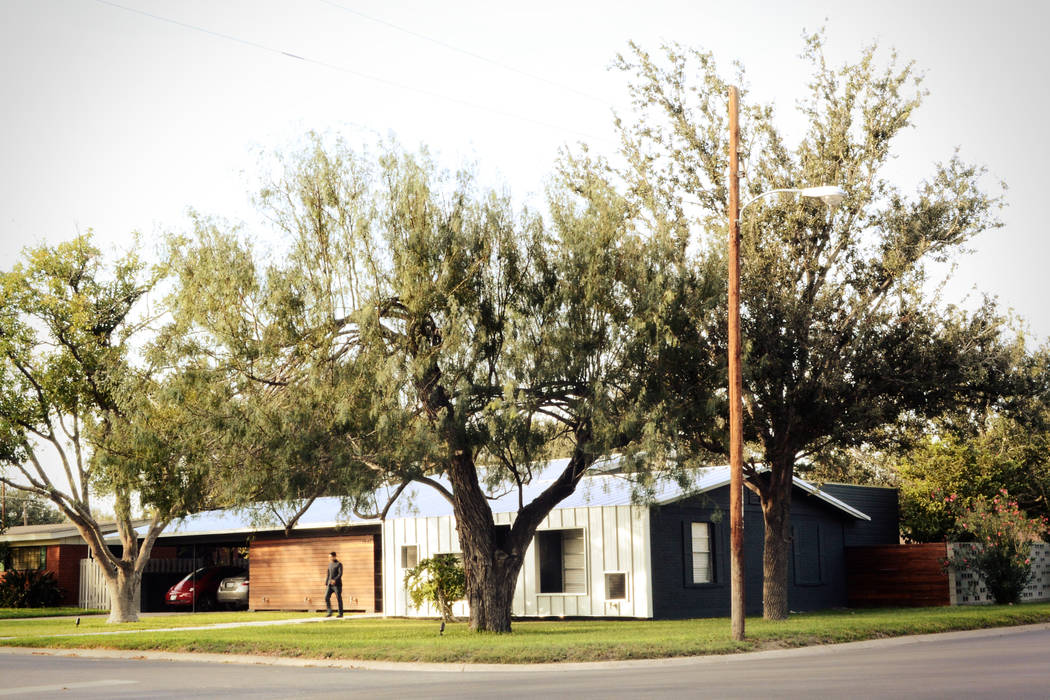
top-left (0, 612), bottom-right (383, 641)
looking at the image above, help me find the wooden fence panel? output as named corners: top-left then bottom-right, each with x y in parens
top-left (250, 535), bottom-right (376, 612)
top-left (846, 543), bottom-right (949, 607)
top-left (79, 558), bottom-right (110, 611)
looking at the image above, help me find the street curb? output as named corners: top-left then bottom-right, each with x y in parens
top-left (0, 622), bottom-right (1048, 673)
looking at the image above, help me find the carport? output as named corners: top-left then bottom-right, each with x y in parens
top-left (92, 500), bottom-right (383, 613)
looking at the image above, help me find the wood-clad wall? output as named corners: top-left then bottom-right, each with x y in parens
top-left (250, 534), bottom-right (376, 612)
top-left (845, 543), bottom-right (949, 607)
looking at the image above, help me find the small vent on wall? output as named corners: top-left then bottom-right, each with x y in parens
top-left (605, 572), bottom-right (628, 600)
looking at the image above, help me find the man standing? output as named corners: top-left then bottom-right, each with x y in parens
top-left (325, 551), bottom-right (343, 618)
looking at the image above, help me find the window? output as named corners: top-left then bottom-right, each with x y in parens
top-left (690, 522), bottom-right (713, 584)
top-left (401, 545), bottom-right (418, 569)
top-left (10, 546), bottom-right (46, 571)
top-left (604, 572), bottom-right (627, 600)
top-left (792, 520), bottom-right (823, 586)
top-left (537, 528), bottom-right (586, 594)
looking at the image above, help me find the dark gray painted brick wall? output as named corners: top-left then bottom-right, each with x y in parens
top-left (649, 484), bottom-right (856, 619)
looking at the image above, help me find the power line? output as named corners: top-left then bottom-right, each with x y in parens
top-left (91, 0), bottom-right (612, 145)
top-left (315, 0), bottom-right (610, 106)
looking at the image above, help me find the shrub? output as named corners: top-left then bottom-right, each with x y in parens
top-left (944, 490), bottom-right (1047, 604)
top-left (404, 553), bottom-right (466, 623)
top-left (0, 569), bottom-right (64, 608)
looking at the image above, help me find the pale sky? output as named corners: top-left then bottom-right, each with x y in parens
top-left (2, 0), bottom-right (1048, 342)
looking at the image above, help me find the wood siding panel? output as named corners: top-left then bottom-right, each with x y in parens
top-left (846, 543), bottom-right (950, 607)
top-left (250, 535), bottom-right (376, 612)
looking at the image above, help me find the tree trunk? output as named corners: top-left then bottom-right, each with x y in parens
top-left (760, 459), bottom-right (794, 621)
top-left (105, 566), bottom-right (143, 624)
top-left (462, 551), bottom-right (519, 633)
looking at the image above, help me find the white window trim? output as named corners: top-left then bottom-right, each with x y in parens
top-left (535, 527), bottom-right (589, 596)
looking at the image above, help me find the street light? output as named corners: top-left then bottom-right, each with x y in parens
top-left (726, 85), bottom-right (844, 642)
top-left (741, 185), bottom-right (847, 212)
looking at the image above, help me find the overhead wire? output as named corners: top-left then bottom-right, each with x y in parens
top-left (91, 0), bottom-right (613, 145)
top-left (315, 0), bottom-right (611, 106)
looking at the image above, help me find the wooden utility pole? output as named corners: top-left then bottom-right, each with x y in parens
top-left (727, 85), bottom-right (746, 641)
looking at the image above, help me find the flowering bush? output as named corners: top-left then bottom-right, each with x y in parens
top-left (944, 490), bottom-right (1047, 604)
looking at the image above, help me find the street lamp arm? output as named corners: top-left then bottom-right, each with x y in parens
top-left (739, 188), bottom-right (804, 215)
top-left (739, 185), bottom-right (846, 216)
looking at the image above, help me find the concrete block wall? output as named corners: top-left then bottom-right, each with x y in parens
top-left (949, 542), bottom-right (1050, 605)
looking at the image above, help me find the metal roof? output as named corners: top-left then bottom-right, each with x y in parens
top-left (1, 520), bottom-right (134, 544)
top-left (106, 459), bottom-right (869, 541)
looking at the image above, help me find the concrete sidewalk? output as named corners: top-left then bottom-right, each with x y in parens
top-left (1, 621), bottom-right (1047, 673)
top-left (0, 612), bottom-right (383, 641)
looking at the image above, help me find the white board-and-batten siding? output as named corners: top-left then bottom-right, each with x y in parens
top-left (381, 504), bottom-right (653, 619)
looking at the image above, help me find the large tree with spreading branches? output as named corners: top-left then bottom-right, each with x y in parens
top-left (165, 138), bottom-right (714, 632)
top-left (568, 34), bottom-right (1024, 619)
top-left (0, 237), bottom-right (208, 622)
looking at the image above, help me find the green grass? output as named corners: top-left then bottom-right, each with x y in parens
top-left (0, 607), bottom-right (106, 620)
top-left (2, 604), bottom-right (1050, 663)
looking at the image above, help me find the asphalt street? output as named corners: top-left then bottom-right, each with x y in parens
top-left (1, 624), bottom-right (1048, 699)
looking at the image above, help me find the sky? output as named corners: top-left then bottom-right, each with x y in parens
top-left (1, 0), bottom-right (1049, 342)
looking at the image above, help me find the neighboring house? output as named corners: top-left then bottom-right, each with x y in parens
top-left (4, 461), bottom-right (899, 618)
top-left (0, 522), bottom-right (121, 606)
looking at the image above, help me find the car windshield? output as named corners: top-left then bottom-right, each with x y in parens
top-left (175, 568), bottom-right (211, 586)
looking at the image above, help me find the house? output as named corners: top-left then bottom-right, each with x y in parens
top-left (0, 522), bottom-right (113, 606)
top-left (380, 460), bottom-right (897, 618)
top-left (1, 461), bottom-right (898, 618)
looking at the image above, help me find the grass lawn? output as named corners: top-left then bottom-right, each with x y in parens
top-left (0, 607), bottom-right (107, 620)
top-left (2, 603), bottom-right (1050, 664)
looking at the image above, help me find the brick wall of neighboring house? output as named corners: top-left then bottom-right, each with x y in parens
top-left (148, 546), bottom-right (178, 559)
top-left (45, 544), bottom-right (89, 605)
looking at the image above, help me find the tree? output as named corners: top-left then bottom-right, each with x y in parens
top-left (898, 411), bottom-right (1050, 542)
top-left (0, 237), bottom-right (207, 622)
top-left (580, 34), bottom-right (1022, 619)
top-left (1, 489), bottom-right (65, 527)
top-left (167, 137), bottom-right (709, 632)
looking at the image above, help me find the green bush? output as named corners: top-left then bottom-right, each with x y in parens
top-left (404, 554), bottom-right (466, 623)
top-left (0, 569), bottom-right (63, 608)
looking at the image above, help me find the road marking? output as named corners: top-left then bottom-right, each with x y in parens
top-left (0, 679), bottom-right (138, 695)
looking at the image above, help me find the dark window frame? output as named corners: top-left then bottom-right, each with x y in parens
top-left (9, 545), bottom-right (46, 572)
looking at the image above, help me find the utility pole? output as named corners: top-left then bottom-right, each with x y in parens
top-left (727, 85), bottom-right (746, 641)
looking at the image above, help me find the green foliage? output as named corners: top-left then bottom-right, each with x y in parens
top-left (571, 33), bottom-right (1026, 617)
top-left (944, 491), bottom-right (1046, 604)
top-left (0, 569), bottom-right (63, 608)
top-left (0, 491), bottom-right (65, 528)
top-left (168, 134), bottom-right (707, 630)
top-left (404, 554), bottom-right (466, 623)
top-left (0, 234), bottom-right (211, 622)
top-left (898, 412), bottom-right (1050, 542)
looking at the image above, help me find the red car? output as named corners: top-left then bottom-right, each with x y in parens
top-left (165, 566), bottom-right (246, 611)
